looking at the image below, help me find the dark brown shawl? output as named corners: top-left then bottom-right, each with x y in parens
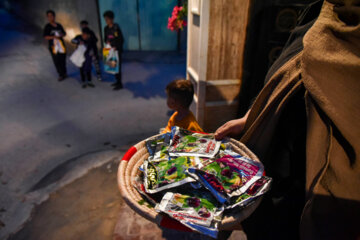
top-left (240, 1), bottom-right (360, 239)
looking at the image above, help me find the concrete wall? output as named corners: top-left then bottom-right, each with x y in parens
top-left (10, 0), bottom-right (101, 51)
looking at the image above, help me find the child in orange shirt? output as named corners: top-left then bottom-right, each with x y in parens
top-left (163, 79), bottom-right (203, 133)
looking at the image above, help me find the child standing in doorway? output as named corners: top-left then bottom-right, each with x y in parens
top-left (163, 79), bottom-right (203, 133)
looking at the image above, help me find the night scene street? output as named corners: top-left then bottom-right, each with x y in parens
top-left (0, 0), bottom-right (359, 240)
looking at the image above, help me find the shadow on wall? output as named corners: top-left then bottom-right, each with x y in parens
top-left (0, 8), bottom-right (44, 46)
top-left (7, 0), bottom-right (101, 52)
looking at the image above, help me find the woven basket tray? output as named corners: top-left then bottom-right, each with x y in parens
top-left (117, 136), bottom-right (262, 231)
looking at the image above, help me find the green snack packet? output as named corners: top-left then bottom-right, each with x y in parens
top-left (156, 191), bottom-right (223, 238)
top-left (187, 153), bottom-right (264, 203)
top-left (145, 133), bottom-right (171, 159)
top-left (226, 176), bottom-right (272, 209)
top-left (144, 156), bottom-right (203, 193)
top-left (169, 127), bottom-right (221, 158)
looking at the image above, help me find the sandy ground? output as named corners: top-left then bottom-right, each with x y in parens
top-left (8, 160), bottom-right (246, 240)
top-left (8, 160), bottom-right (123, 240)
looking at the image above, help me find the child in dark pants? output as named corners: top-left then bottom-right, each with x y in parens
top-left (71, 28), bottom-right (96, 88)
top-left (43, 10), bottom-right (67, 81)
top-left (79, 20), bottom-right (102, 81)
top-left (103, 10), bottom-right (124, 90)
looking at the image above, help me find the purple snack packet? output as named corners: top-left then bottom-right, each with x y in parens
top-left (188, 154), bottom-right (264, 203)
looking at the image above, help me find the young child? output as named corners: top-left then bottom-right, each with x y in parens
top-left (43, 10), bottom-right (67, 81)
top-left (79, 20), bottom-right (102, 81)
top-left (103, 10), bottom-right (124, 90)
top-left (163, 79), bottom-right (203, 133)
top-left (71, 27), bottom-right (97, 88)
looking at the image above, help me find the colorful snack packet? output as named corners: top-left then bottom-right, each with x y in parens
top-left (144, 156), bottom-right (203, 193)
top-left (145, 133), bottom-right (172, 159)
top-left (226, 176), bottom-right (272, 209)
top-left (133, 175), bottom-right (158, 207)
top-left (169, 127), bottom-right (221, 158)
top-left (156, 191), bottom-right (223, 238)
top-left (187, 154), bottom-right (264, 203)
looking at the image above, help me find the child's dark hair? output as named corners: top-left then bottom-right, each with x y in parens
top-left (103, 10), bottom-right (114, 19)
top-left (80, 20), bottom-right (88, 25)
top-left (166, 79), bottom-right (194, 108)
top-left (46, 10), bottom-right (55, 16)
top-left (82, 27), bottom-right (91, 35)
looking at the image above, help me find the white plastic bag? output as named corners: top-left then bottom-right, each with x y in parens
top-left (70, 44), bottom-right (86, 67)
top-left (53, 31), bottom-right (66, 54)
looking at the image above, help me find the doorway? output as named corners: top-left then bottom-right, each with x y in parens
top-left (98, 0), bottom-right (179, 51)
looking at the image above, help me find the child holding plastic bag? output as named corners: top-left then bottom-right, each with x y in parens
top-left (103, 10), bottom-right (124, 90)
top-left (43, 10), bottom-right (67, 81)
top-left (71, 28), bottom-right (97, 88)
top-left (80, 20), bottom-right (102, 81)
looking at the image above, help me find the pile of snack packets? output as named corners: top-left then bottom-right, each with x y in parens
top-left (135, 127), bottom-right (272, 238)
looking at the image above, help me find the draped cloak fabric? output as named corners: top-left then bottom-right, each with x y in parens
top-left (239, 1), bottom-right (360, 239)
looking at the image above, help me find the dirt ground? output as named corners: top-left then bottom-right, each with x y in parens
top-left (8, 160), bottom-right (246, 240)
top-left (8, 160), bottom-right (123, 240)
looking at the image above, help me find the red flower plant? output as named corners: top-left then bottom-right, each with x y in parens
top-left (168, 5), bottom-right (187, 31)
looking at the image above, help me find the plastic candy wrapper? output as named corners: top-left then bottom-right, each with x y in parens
top-left (226, 176), bottom-right (272, 209)
top-left (169, 127), bottom-right (221, 158)
top-left (144, 156), bottom-right (203, 193)
top-left (219, 138), bottom-right (234, 152)
top-left (156, 191), bottom-right (223, 238)
top-left (135, 128), bottom-right (272, 237)
top-left (219, 147), bottom-right (242, 157)
top-left (134, 175), bottom-right (158, 207)
top-left (187, 154), bottom-right (264, 203)
top-left (145, 133), bottom-right (171, 159)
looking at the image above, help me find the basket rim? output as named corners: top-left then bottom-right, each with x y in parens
top-left (117, 135), bottom-right (262, 230)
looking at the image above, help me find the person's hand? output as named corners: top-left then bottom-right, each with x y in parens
top-left (214, 117), bottom-right (246, 140)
